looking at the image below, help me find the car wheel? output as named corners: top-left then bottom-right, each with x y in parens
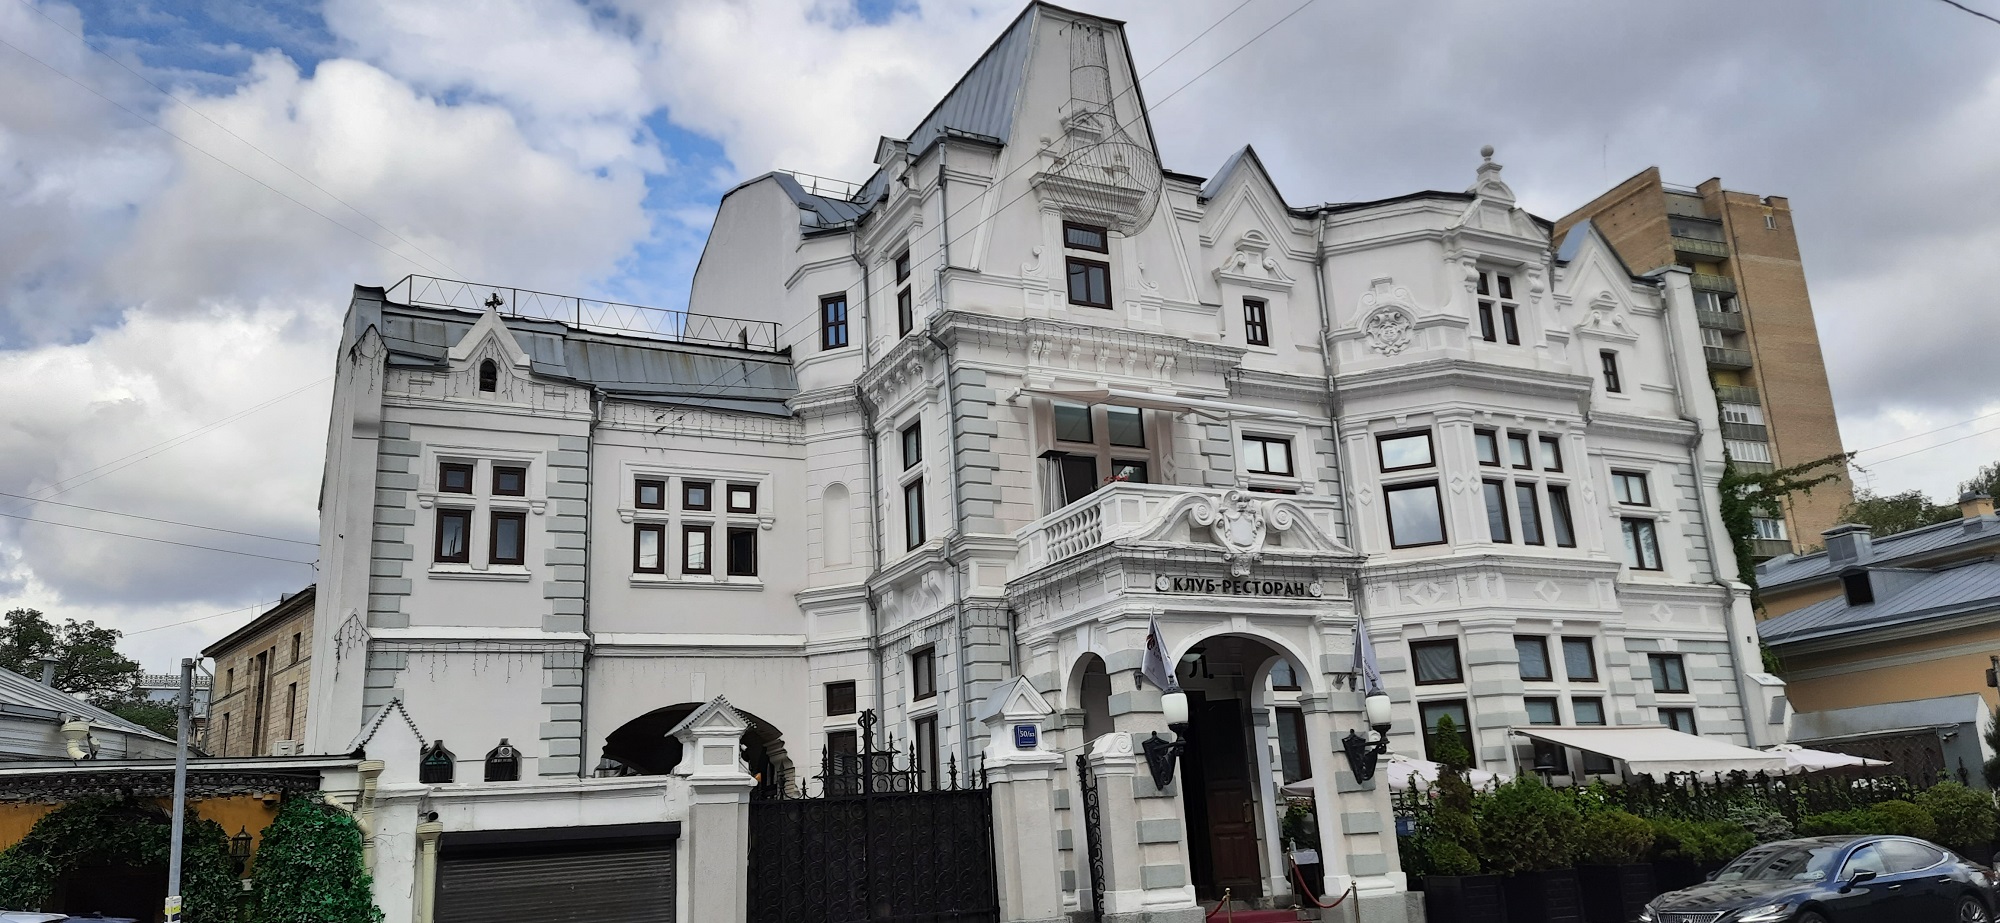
top-left (1959, 895), bottom-right (1990, 923)
top-left (1794, 912), bottom-right (1827, 923)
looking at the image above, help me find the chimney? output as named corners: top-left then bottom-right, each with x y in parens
top-left (36, 657), bottom-right (58, 687)
top-left (1960, 491), bottom-right (1994, 520)
top-left (1823, 523), bottom-right (1874, 569)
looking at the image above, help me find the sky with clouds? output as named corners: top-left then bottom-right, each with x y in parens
top-left (1, 0), bottom-right (1996, 670)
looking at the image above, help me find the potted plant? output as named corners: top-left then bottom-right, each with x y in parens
top-left (1575, 808), bottom-right (1655, 923)
top-left (1418, 717), bottom-right (1507, 923)
top-left (1480, 775), bottom-right (1584, 923)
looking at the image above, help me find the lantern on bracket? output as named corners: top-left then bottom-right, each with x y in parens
top-left (418, 740), bottom-right (456, 783)
top-left (485, 738), bottom-right (521, 782)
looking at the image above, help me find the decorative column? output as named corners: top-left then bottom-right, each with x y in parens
top-left (1088, 731), bottom-right (1202, 923)
top-left (1303, 693), bottom-right (1415, 923)
top-left (670, 696), bottom-right (756, 923)
top-left (412, 820), bottom-right (443, 923)
top-left (979, 677), bottom-right (1066, 923)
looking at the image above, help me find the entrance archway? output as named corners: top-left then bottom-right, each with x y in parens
top-left (600, 703), bottom-right (791, 783)
top-left (1171, 633), bottom-right (1313, 903)
top-left (1073, 653), bottom-right (1113, 743)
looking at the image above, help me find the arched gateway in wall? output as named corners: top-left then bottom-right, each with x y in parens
top-left (599, 703), bottom-right (792, 783)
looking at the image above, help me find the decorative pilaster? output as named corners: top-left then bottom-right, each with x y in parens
top-left (671, 696), bottom-right (756, 923)
top-left (412, 820), bottom-right (443, 923)
top-left (979, 678), bottom-right (1065, 923)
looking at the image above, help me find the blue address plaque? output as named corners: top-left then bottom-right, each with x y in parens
top-left (1013, 724), bottom-right (1039, 750)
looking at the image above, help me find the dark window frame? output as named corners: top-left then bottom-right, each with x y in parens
top-left (1523, 696), bottom-right (1568, 775)
top-left (911, 647), bottom-right (937, 700)
top-left (439, 462), bottom-right (474, 494)
top-left (1474, 429), bottom-right (1501, 466)
top-left (1622, 517), bottom-right (1664, 570)
top-left (1649, 653), bottom-right (1690, 694)
top-left (904, 479), bottom-right (926, 550)
top-left (897, 286), bottom-right (914, 337)
top-left (1562, 637), bottom-right (1600, 682)
top-left (820, 293), bottom-right (850, 350)
top-left (683, 480), bottom-right (712, 511)
top-left (725, 526), bottom-right (758, 577)
top-left (1516, 482), bottom-right (1544, 545)
top-left (727, 484), bottom-right (758, 514)
top-left (434, 508), bottom-right (472, 564)
top-left (1066, 257), bottom-right (1112, 309)
top-left (1376, 431), bottom-right (1436, 472)
top-left (493, 465), bottom-right (527, 497)
top-left (1501, 304), bottom-right (1521, 345)
top-left (1242, 434), bottom-right (1295, 476)
top-left (894, 250), bottom-right (911, 282)
top-left (1419, 699), bottom-right (1475, 763)
top-left (1506, 431), bottom-right (1533, 470)
top-left (1244, 297), bottom-right (1270, 346)
top-left (827, 681), bottom-right (857, 717)
top-left (901, 421), bottom-right (922, 470)
top-left (633, 522), bottom-right (666, 574)
top-left (1063, 221), bottom-right (1110, 253)
top-left (1572, 695), bottom-right (1616, 773)
top-left (1276, 706), bottom-right (1311, 783)
top-left (1384, 480), bottom-right (1448, 549)
top-left (489, 509), bottom-right (526, 566)
top-left (478, 359), bottom-right (497, 392)
top-left (1410, 638), bottom-right (1464, 686)
top-left (913, 714), bottom-right (940, 789)
top-left (1537, 435), bottom-right (1563, 472)
top-left (682, 524), bottom-right (711, 574)
top-left (1548, 485), bottom-right (1578, 548)
top-left (1601, 350), bottom-right (1623, 393)
top-left (1477, 302), bottom-right (1497, 342)
top-left (1661, 707), bottom-right (1697, 735)
top-left (1613, 471), bottom-right (1652, 507)
top-left (1483, 479), bottom-right (1512, 543)
top-left (1516, 635), bottom-right (1553, 682)
top-left (636, 478), bottom-right (666, 510)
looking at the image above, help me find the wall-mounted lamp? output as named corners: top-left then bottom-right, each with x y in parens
top-left (484, 739), bottom-right (521, 782)
top-left (1340, 692), bottom-right (1394, 783)
top-left (230, 826), bottom-right (253, 877)
top-left (418, 740), bottom-right (456, 784)
top-left (1141, 691), bottom-right (1192, 789)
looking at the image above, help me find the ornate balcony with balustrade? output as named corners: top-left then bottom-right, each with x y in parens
top-left (1014, 483), bottom-right (1350, 575)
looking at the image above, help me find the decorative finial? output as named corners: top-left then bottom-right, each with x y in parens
top-left (483, 293), bottom-right (504, 311)
top-left (1480, 144), bottom-right (1495, 162)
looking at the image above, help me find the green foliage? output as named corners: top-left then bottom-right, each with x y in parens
top-left (1281, 799), bottom-right (1319, 852)
top-left (1837, 489), bottom-right (1959, 538)
top-left (1726, 803), bottom-right (1794, 843)
top-left (1576, 808), bottom-right (1654, 865)
top-left (0, 796), bottom-right (240, 920)
top-left (105, 695), bottom-right (181, 736)
top-left (1868, 799), bottom-right (1937, 840)
top-left (1914, 782), bottom-right (1997, 858)
top-left (1650, 818), bottom-right (1756, 864)
top-left (1403, 715), bottom-right (1485, 879)
top-left (1985, 718), bottom-right (2000, 790)
top-left (1424, 838), bottom-right (1482, 877)
top-left (1958, 462), bottom-right (2000, 501)
top-left (1478, 776), bottom-right (1582, 874)
top-left (251, 795), bottom-right (382, 923)
top-left (1428, 714), bottom-right (1472, 772)
top-left (0, 608), bottom-right (144, 703)
top-left (1717, 451), bottom-right (1851, 593)
top-left (1798, 809), bottom-right (1891, 838)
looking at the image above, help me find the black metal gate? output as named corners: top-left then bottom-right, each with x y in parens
top-left (1074, 753), bottom-right (1106, 923)
top-left (749, 710), bottom-right (999, 923)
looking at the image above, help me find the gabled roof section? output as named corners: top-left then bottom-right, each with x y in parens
top-left (1758, 558), bottom-right (2000, 646)
top-left (203, 586), bottom-right (314, 659)
top-left (1555, 219), bottom-right (1645, 280)
top-left (905, 3), bottom-right (1040, 156)
top-left (0, 665), bottom-right (172, 743)
top-left (1199, 145), bottom-right (1294, 209)
top-left (1758, 514), bottom-right (2000, 589)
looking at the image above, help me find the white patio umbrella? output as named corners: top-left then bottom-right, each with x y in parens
top-left (1765, 744), bottom-right (1891, 773)
top-left (1280, 754), bottom-right (1501, 796)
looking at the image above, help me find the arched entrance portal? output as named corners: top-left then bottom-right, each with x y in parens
top-left (1173, 634), bottom-right (1312, 903)
top-left (600, 703), bottom-right (791, 784)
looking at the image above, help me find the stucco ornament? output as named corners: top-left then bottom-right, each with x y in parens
top-left (1363, 306), bottom-right (1415, 356)
top-left (1187, 489), bottom-right (1268, 576)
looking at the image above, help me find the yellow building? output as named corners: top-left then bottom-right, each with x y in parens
top-left (1756, 494), bottom-right (2000, 785)
top-left (1557, 168), bottom-right (1853, 558)
top-left (203, 586), bottom-right (314, 757)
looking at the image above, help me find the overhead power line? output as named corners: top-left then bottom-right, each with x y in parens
top-left (10, 0), bottom-right (463, 277)
top-left (126, 601), bottom-right (272, 636)
top-left (1932, 0), bottom-right (2000, 27)
top-left (1859, 424), bottom-right (2000, 468)
top-left (0, 510), bottom-right (317, 566)
top-left (1850, 408), bottom-right (2000, 455)
top-left (0, 491), bottom-right (318, 547)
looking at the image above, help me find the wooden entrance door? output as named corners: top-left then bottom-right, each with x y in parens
top-left (1194, 697), bottom-right (1262, 899)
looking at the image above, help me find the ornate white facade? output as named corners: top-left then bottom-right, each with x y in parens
top-left (306, 4), bottom-right (1782, 916)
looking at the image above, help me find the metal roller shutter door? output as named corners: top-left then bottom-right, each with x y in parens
top-left (435, 841), bottom-right (675, 923)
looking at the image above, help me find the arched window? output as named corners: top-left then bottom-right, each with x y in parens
top-left (478, 358), bottom-right (497, 392)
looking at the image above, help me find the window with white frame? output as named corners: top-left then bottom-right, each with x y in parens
top-left (1722, 403), bottom-right (1764, 425)
top-left (1726, 440), bottom-right (1773, 463)
top-left (624, 470), bottom-right (766, 583)
top-left (1041, 402), bottom-right (1155, 510)
top-left (1694, 291), bottom-right (1738, 314)
top-left (1753, 516), bottom-right (1788, 540)
top-left (1379, 430), bottom-right (1445, 548)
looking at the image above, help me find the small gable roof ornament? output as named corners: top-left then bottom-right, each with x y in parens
top-left (1469, 144), bottom-right (1516, 205)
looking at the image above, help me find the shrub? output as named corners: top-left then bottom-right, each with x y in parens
top-left (0, 796), bottom-right (239, 920)
top-left (1798, 809), bottom-right (1889, 837)
top-left (1868, 800), bottom-right (1937, 841)
top-left (251, 795), bottom-right (383, 923)
top-left (1727, 803), bottom-right (1795, 843)
top-left (1915, 781), bottom-right (1998, 858)
top-left (1425, 838), bottom-right (1482, 876)
top-left (1426, 716), bottom-right (1484, 869)
top-left (1651, 818), bottom-right (1755, 864)
top-left (1479, 776), bottom-right (1582, 874)
top-left (1577, 809), bottom-right (1655, 866)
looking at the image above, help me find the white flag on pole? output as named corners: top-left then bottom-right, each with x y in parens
top-left (1353, 616), bottom-right (1385, 695)
top-left (1141, 617), bottom-right (1181, 693)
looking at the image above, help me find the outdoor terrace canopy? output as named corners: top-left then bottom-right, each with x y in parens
top-left (1512, 724), bottom-right (1789, 776)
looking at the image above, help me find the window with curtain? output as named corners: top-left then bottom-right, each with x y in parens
top-left (1561, 637), bottom-right (1598, 682)
top-left (1411, 639), bottom-right (1463, 685)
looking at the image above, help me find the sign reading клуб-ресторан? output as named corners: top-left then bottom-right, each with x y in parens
top-left (1153, 575), bottom-right (1323, 598)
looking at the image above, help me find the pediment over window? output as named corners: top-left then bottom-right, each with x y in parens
top-left (1212, 229), bottom-right (1296, 291)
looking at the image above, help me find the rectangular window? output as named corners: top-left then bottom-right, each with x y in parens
top-left (901, 422), bottom-right (922, 470)
top-left (1063, 221), bottom-right (1109, 253)
top-left (435, 509), bottom-right (471, 563)
top-left (1501, 304), bottom-right (1520, 345)
top-left (727, 484), bottom-right (758, 513)
top-left (1385, 481), bottom-right (1446, 548)
top-left (286, 682), bottom-right (297, 741)
top-left (1547, 486), bottom-right (1577, 548)
top-left (489, 510), bottom-right (525, 565)
top-left (1662, 707), bottom-right (1698, 734)
top-left (1483, 480), bottom-right (1511, 542)
top-left (683, 525), bottom-right (710, 574)
top-left (1242, 436), bottom-right (1295, 476)
top-left (1621, 518), bottom-right (1663, 570)
top-left (1537, 436), bottom-right (1563, 471)
top-left (493, 465), bottom-right (527, 497)
top-left (1764, 214), bottom-right (1777, 230)
top-left (683, 480), bottom-right (711, 511)
top-left (821, 293), bottom-right (849, 350)
top-left (726, 527), bottom-right (757, 577)
top-left (1573, 696), bottom-right (1616, 773)
top-left (1109, 459), bottom-right (1148, 484)
top-left (1056, 453), bottom-right (1099, 505)
top-left (1515, 483), bottom-right (1544, 545)
top-left (1106, 406), bottom-right (1145, 448)
top-left (894, 250), bottom-right (911, 282)
top-left (1418, 700), bottom-right (1473, 763)
top-left (291, 633), bottom-right (302, 665)
top-left (1524, 696), bottom-right (1567, 775)
top-left (827, 681), bottom-right (857, 716)
top-left (904, 480), bottom-right (926, 549)
top-left (1053, 402), bottom-right (1093, 443)
top-left (827, 729), bottom-right (858, 762)
top-left (911, 648), bottom-right (936, 700)
top-left (1562, 637), bottom-right (1598, 682)
top-left (1726, 440), bottom-right (1773, 463)
top-left (636, 478), bottom-right (666, 510)
top-left (439, 462), bottom-right (474, 494)
top-left (1649, 654), bottom-right (1689, 694)
top-left (1601, 351), bottom-right (1623, 393)
top-left (1722, 403), bottom-right (1765, 425)
top-left (1612, 471), bottom-right (1651, 506)
top-left (1066, 257), bottom-right (1111, 309)
top-left (1411, 639), bottom-right (1463, 685)
top-left (1377, 431), bottom-right (1435, 471)
top-left (633, 523), bottom-right (665, 574)
top-left (1244, 298), bottom-right (1269, 346)
top-left (897, 287), bottom-right (914, 337)
top-left (914, 714), bottom-right (940, 788)
top-left (1516, 636), bottom-right (1552, 681)
top-left (1477, 302), bottom-right (1496, 342)
top-left (1474, 429), bottom-right (1500, 466)
top-left (1506, 432), bottom-right (1532, 469)
top-left (1276, 707), bottom-right (1311, 784)
top-left (1753, 516), bottom-right (1788, 541)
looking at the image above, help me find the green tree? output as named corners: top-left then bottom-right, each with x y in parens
top-left (1719, 451), bottom-right (1851, 591)
top-left (0, 608), bottom-right (143, 701)
top-left (1985, 717), bottom-right (2000, 790)
top-left (1961, 461), bottom-right (2000, 501)
top-left (1835, 489), bottom-right (1959, 538)
top-left (103, 695), bottom-right (180, 736)
top-left (252, 796), bottom-right (383, 923)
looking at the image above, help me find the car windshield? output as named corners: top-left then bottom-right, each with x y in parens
top-left (1714, 844), bottom-right (1843, 882)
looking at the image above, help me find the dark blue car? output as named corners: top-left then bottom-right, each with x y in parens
top-left (1639, 836), bottom-right (1998, 923)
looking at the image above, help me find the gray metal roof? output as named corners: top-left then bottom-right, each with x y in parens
top-left (905, 4), bottom-right (1037, 157)
top-left (0, 665), bottom-right (172, 743)
top-left (377, 303), bottom-right (798, 416)
top-left (1757, 558), bottom-right (2000, 646)
top-left (1757, 515), bottom-right (2000, 588)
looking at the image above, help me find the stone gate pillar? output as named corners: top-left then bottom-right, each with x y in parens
top-left (1302, 691), bottom-right (1415, 923)
top-left (670, 696), bottom-right (756, 923)
top-left (1088, 731), bottom-right (1202, 923)
top-left (979, 677), bottom-right (1066, 923)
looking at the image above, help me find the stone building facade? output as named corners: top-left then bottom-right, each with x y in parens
top-left (204, 586), bottom-right (314, 757)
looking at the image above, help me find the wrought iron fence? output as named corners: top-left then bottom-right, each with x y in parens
top-left (383, 274), bottom-right (782, 352)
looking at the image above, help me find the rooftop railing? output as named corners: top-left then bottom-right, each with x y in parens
top-left (384, 275), bottom-right (782, 352)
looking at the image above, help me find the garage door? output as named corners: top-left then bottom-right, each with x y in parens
top-left (435, 821), bottom-right (678, 923)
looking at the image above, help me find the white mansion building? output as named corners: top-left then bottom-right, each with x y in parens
top-left (306, 3), bottom-right (1784, 913)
